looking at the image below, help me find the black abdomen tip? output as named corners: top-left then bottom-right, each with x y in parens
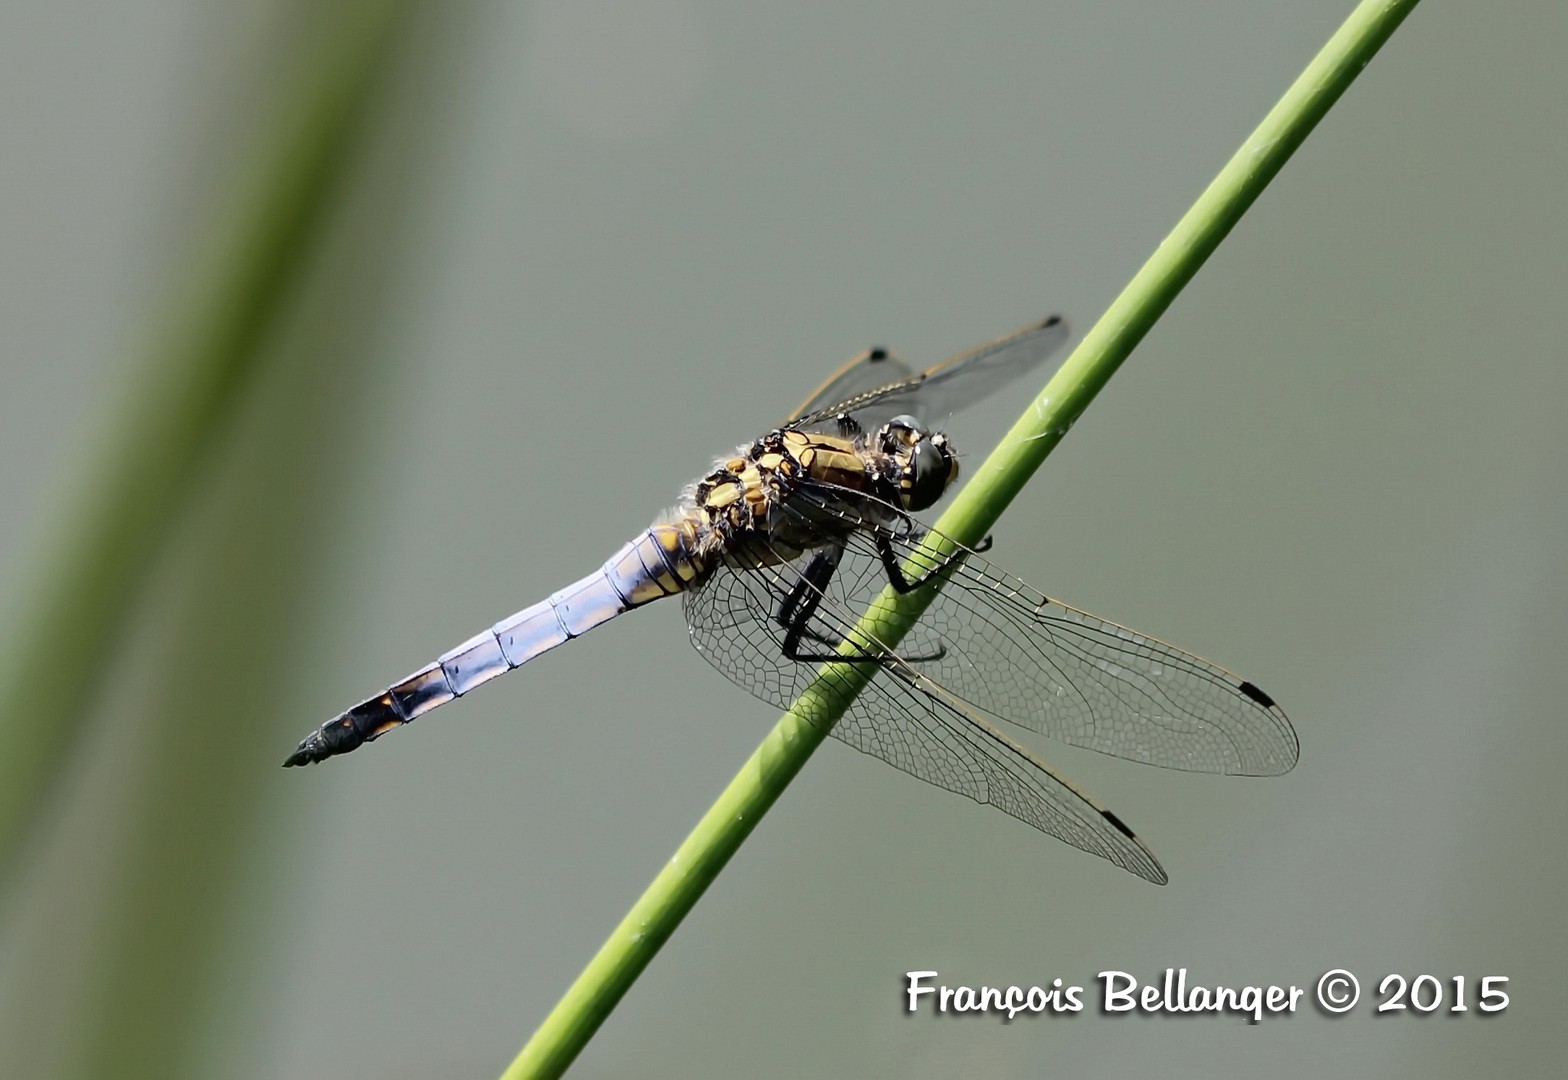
top-left (282, 722), bottom-right (349, 767)
top-left (282, 740), bottom-right (319, 768)
top-left (282, 695), bottom-right (401, 767)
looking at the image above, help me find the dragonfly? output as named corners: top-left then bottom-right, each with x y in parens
top-left (285, 314), bottom-right (1298, 884)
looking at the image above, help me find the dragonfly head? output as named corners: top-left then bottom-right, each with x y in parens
top-left (879, 414), bottom-right (959, 512)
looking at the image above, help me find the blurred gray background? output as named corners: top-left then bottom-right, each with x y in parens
top-left (2, 1), bottom-right (1564, 1077)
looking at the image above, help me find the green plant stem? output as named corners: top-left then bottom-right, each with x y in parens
top-left (0, 0), bottom-right (413, 879)
top-left (503, 2), bottom-right (1420, 1076)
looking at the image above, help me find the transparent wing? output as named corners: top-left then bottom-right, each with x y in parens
top-left (784, 346), bottom-right (918, 426)
top-left (682, 543), bottom-right (1168, 883)
top-left (789, 315), bottom-right (1069, 432)
top-left (784, 485), bottom-right (1299, 776)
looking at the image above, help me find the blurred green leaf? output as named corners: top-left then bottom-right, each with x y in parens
top-left (0, 0), bottom-right (415, 879)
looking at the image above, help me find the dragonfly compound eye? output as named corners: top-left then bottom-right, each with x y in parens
top-left (879, 414), bottom-right (922, 452)
top-left (904, 434), bottom-right (954, 511)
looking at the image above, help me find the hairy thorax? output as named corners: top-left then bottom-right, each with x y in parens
top-left (675, 428), bottom-right (905, 570)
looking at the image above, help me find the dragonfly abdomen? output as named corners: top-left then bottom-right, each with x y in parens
top-left (283, 522), bottom-right (707, 766)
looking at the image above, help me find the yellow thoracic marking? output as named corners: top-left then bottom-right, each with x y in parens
top-left (812, 448), bottom-right (864, 476)
top-left (706, 482), bottom-right (742, 508)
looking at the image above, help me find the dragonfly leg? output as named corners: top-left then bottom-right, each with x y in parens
top-left (778, 546), bottom-right (945, 664)
top-left (778, 550), bottom-right (864, 662)
top-left (774, 546), bottom-right (839, 634)
top-left (874, 533), bottom-right (968, 594)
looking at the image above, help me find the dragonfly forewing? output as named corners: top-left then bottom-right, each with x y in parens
top-left (844, 525), bottom-right (1296, 775)
top-left (788, 315), bottom-right (1070, 431)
